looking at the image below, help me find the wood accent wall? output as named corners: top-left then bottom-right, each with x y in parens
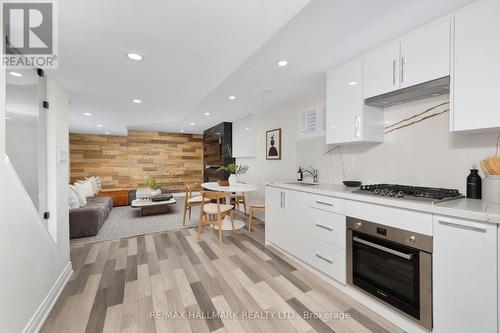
top-left (70, 130), bottom-right (203, 192)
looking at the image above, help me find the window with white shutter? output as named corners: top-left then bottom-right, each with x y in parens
top-left (297, 103), bottom-right (326, 140)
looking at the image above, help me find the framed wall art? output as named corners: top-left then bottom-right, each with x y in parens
top-left (266, 128), bottom-right (281, 160)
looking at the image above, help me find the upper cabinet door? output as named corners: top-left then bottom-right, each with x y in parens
top-left (326, 57), bottom-right (364, 144)
top-left (452, 0), bottom-right (500, 132)
top-left (327, 57), bottom-right (384, 145)
top-left (400, 20), bottom-right (451, 88)
top-left (363, 41), bottom-right (400, 99)
top-left (232, 115), bottom-right (256, 158)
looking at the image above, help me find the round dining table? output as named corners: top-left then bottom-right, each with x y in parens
top-left (201, 182), bottom-right (258, 230)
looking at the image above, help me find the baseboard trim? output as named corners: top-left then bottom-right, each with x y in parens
top-left (23, 262), bottom-right (73, 333)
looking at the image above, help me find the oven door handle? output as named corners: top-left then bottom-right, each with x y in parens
top-left (353, 236), bottom-right (413, 260)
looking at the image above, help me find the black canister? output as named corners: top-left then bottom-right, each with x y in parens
top-left (466, 166), bottom-right (482, 199)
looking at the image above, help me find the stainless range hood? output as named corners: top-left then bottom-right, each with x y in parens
top-left (364, 76), bottom-right (450, 108)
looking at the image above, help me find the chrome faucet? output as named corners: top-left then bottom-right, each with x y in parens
top-left (303, 166), bottom-right (318, 183)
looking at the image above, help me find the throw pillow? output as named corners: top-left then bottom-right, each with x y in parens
top-left (76, 179), bottom-right (95, 196)
top-left (68, 186), bottom-right (80, 209)
top-left (75, 180), bottom-right (95, 198)
top-left (71, 184), bottom-right (87, 207)
top-left (85, 176), bottom-right (99, 194)
top-left (95, 176), bottom-right (103, 192)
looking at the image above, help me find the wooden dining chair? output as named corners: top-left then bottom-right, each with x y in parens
top-left (198, 191), bottom-right (234, 243)
top-left (229, 181), bottom-right (246, 215)
top-left (230, 193), bottom-right (246, 215)
top-left (183, 184), bottom-right (210, 225)
top-left (247, 201), bottom-right (265, 232)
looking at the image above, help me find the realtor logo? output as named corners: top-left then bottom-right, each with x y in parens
top-left (2, 1), bottom-right (58, 68)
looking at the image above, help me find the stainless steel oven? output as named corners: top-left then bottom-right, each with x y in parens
top-left (347, 217), bottom-right (433, 330)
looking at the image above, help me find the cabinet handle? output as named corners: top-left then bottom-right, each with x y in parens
top-left (315, 200), bottom-right (333, 207)
top-left (354, 115), bottom-right (361, 138)
top-left (392, 59), bottom-right (396, 85)
top-left (315, 223), bottom-right (333, 231)
top-left (280, 192), bottom-right (286, 209)
top-left (400, 57), bottom-right (406, 84)
top-left (315, 252), bottom-right (333, 264)
top-left (438, 220), bottom-right (487, 233)
top-left (280, 192), bottom-right (284, 208)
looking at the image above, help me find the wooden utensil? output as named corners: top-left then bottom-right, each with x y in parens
top-left (481, 157), bottom-right (500, 175)
top-left (481, 159), bottom-right (494, 175)
top-left (488, 157), bottom-right (500, 175)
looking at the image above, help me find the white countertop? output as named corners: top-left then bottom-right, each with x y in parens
top-left (267, 182), bottom-right (500, 224)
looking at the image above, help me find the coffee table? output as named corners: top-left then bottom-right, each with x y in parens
top-left (131, 198), bottom-right (176, 216)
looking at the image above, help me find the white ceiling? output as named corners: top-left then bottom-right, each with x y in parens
top-left (59, 0), bottom-right (476, 135)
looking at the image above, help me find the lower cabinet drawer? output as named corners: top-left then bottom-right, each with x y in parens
top-left (306, 238), bottom-right (346, 284)
top-left (308, 208), bottom-right (346, 248)
top-left (305, 193), bottom-right (346, 215)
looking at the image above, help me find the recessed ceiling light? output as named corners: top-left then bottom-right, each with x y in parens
top-left (126, 53), bottom-right (143, 61)
top-left (245, 127), bottom-right (250, 131)
top-left (132, 99), bottom-right (142, 104)
top-left (229, 95), bottom-right (236, 100)
top-left (190, 122), bottom-right (195, 126)
top-left (83, 112), bottom-right (92, 116)
top-left (6, 116), bottom-right (11, 120)
top-left (9, 71), bottom-right (22, 77)
top-left (204, 112), bottom-right (210, 116)
top-left (277, 60), bottom-right (288, 67)
top-left (180, 129), bottom-right (185, 133)
top-left (348, 81), bottom-right (357, 86)
top-left (104, 131), bottom-right (110, 135)
top-left (97, 124), bottom-right (103, 128)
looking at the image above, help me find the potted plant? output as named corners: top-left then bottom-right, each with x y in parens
top-left (218, 163), bottom-right (249, 186)
top-left (145, 176), bottom-right (163, 196)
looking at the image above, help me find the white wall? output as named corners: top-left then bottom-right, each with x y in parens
top-left (0, 71), bottom-right (71, 333)
top-left (238, 91), bottom-right (499, 208)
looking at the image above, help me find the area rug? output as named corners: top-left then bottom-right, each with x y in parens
top-left (71, 196), bottom-right (200, 244)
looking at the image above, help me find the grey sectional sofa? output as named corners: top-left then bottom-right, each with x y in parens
top-left (69, 196), bottom-right (113, 238)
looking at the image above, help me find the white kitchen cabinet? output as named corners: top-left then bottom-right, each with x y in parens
top-left (232, 114), bottom-right (256, 157)
top-left (265, 186), bottom-right (287, 249)
top-left (326, 57), bottom-right (384, 144)
top-left (433, 215), bottom-right (498, 333)
top-left (265, 186), bottom-right (305, 257)
top-left (305, 238), bottom-right (346, 284)
top-left (364, 41), bottom-right (401, 99)
top-left (266, 185), bottom-right (347, 283)
top-left (307, 208), bottom-right (346, 249)
top-left (363, 19), bottom-right (450, 99)
top-left (306, 207), bottom-right (346, 284)
top-left (400, 20), bottom-right (450, 88)
top-left (451, 0), bottom-right (500, 132)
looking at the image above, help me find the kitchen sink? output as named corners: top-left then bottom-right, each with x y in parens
top-left (286, 181), bottom-right (320, 187)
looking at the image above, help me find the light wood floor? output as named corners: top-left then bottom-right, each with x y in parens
top-left (41, 219), bottom-right (404, 333)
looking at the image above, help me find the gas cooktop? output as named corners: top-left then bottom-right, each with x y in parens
top-left (353, 184), bottom-right (464, 203)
